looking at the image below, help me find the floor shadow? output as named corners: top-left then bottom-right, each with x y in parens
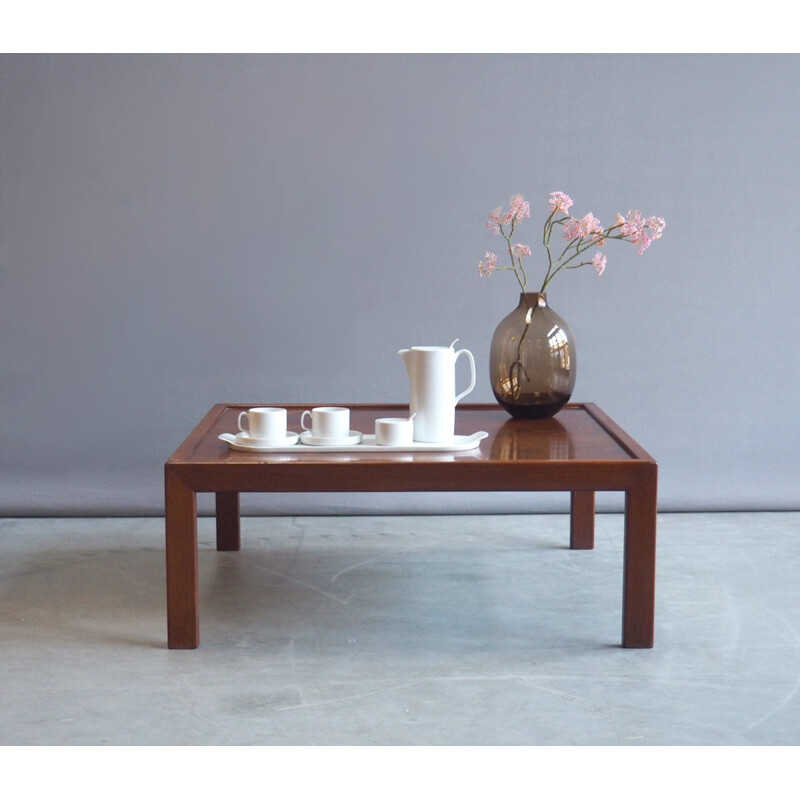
top-left (0, 523), bottom-right (615, 653)
top-left (0, 544), bottom-right (168, 649)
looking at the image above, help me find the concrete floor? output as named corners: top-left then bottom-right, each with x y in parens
top-left (0, 512), bottom-right (797, 746)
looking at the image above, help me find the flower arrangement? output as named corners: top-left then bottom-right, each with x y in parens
top-left (478, 192), bottom-right (665, 293)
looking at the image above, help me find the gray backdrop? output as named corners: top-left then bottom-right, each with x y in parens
top-left (1, 54), bottom-right (798, 515)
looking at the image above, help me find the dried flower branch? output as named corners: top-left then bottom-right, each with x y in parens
top-left (478, 192), bottom-right (665, 292)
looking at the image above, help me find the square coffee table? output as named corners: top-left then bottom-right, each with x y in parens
top-left (165, 403), bottom-right (657, 649)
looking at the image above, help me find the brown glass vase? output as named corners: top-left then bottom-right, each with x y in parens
top-left (489, 292), bottom-right (576, 418)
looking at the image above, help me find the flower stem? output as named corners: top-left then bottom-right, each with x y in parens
top-left (539, 210), bottom-right (560, 291)
top-left (502, 227), bottom-right (527, 293)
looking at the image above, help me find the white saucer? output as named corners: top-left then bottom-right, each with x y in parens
top-left (234, 431), bottom-right (299, 447)
top-left (299, 430), bottom-right (362, 446)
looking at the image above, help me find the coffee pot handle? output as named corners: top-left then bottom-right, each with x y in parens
top-left (453, 349), bottom-right (476, 405)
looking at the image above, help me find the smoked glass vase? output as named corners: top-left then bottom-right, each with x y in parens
top-left (489, 292), bottom-right (576, 418)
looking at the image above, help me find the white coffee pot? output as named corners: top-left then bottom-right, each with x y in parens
top-left (398, 339), bottom-right (476, 443)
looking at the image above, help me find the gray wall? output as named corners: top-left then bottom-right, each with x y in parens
top-left (1, 54), bottom-right (799, 515)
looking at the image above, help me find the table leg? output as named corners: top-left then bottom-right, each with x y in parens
top-left (622, 472), bottom-right (658, 648)
top-left (215, 492), bottom-right (241, 551)
top-left (165, 471), bottom-right (199, 649)
top-left (570, 491), bottom-right (595, 549)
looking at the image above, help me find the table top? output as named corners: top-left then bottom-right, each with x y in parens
top-left (169, 402), bottom-right (654, 467)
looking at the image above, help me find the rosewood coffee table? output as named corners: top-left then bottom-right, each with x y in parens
top-left (165, 403), bottom-right (657, 649)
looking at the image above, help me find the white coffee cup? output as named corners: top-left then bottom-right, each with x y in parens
top-left (238, 407), bottom-right (287, 441)
top-left (375, 417), bottom-right (414, 446)
top-left (300, 407), bottom-right (350, 440)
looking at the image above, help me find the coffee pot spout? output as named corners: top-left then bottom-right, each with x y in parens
top-left (398, 348), bottom-right (412, 375)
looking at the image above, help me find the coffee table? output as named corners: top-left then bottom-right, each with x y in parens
top-left (165, 403), bottom-right (657, 649)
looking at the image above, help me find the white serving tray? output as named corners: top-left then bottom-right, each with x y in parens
top-left (219, 431), bottom-right (489, 453)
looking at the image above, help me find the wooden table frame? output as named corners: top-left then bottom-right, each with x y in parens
top-left (165, 403), bottom-right (657, 649)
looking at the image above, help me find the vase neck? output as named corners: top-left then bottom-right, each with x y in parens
top-left (518, 292), bottom-right (547, 309)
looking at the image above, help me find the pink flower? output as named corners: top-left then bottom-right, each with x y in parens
top-left (510, 194), bottom-right (531, 220)
top-left (486, 207), bottom-right (502, 235)
top-left (592, 251), bottom-right (607, 276)
top-left (501, 194), bottom-right (531, 225)
top-left (647, 216), bottom-right (666, 238)
top-left (618, 210), bottom-right (643, 238)
top-left (549, 191), bottom-right (573, 215)
top-left (562, 212), bottom-right (604, 242)
top-left (618, 210), bottom-right (666, 255)
top-left (478, 251), bottom-right (498, 277)
top-left (513, 243), bottom-right (531, 257)
top-left (561, 217), bottom-right (581, 240)
top-left (488, 195), bottom-right (532, 233)
top-left (582, 212), bottom-right (603, 238)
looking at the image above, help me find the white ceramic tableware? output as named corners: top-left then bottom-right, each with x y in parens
top-left (374, 417), bottom-right (414, 446)
top-left (219, 431), bottom-right (488, 453)
top-left (300, 406), bottom-right (350, 440)
top-left (237, 407), bottom-right (287, 441)
top-left (398, 339), bottom-right (476, 443)
top-left (234, 431), bottom-right (299, 447)
top-left (299, 430), bottom-right (362, 447)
